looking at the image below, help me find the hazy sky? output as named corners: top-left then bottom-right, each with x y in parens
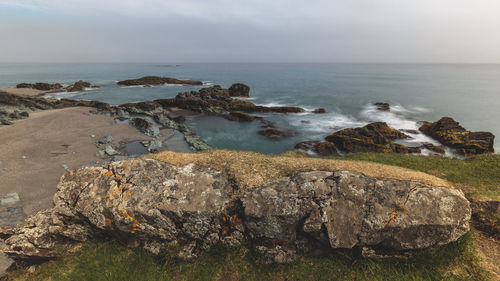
top-left (1, 0), bottom-right (500, 63)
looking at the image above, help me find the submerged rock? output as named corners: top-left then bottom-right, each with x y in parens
top-left (222, 111), bottom-right (255, 122)
top-left (228, 83), bottom-right (250, 97)
top-left (258, 128), bottom-right (295, 140)
top-left (374, 102), bottom-right (390, 111)
top-left (312, 108), bottom-right (326, 114)
top-left (117, 76), bottom-right (203, 86)
top-left (0, 158), bottom-right (471, 264)
top-left (419, 117), bottom-right (495, 155)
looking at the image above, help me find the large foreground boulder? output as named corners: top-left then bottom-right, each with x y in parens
top-left (0, 156), bottom-right (470, 264)
top-left (419, 117), bottom-right (494, 155)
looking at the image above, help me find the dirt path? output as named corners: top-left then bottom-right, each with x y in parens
top-left (475, 231), bottom-right (500, 280)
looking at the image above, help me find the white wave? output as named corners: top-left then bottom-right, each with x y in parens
top-left (120, 85), bottom-right (146, 88)
top-left (256, 102), bottom-right (288, 107)
top-left (232, 97), bottom-right (256, 100)
top-left (289, 112), bottom-right (365, 134)
top-left (360, 103), bottom-right (418, 131)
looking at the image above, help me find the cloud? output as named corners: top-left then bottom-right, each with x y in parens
top-left (1, 0), bottom-right (500, 63)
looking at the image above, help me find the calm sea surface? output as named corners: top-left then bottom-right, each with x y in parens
top-left (1, 63), bottom-right (498, 154)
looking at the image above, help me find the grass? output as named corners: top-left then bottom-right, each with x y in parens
top-left (9, 151), bottom-right (500, 281)
top-left (343, 153), bottom-right (500, 199)
top-left (9, 232), bottom-right (488, 281)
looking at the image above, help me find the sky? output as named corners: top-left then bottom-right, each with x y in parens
top-left (0, 0), bottom-right (500, 63)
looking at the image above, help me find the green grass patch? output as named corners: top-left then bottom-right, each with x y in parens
top-left (9, 232), bottom-right (488, 281)
top-left (343, 153), bottom-right (500, 199)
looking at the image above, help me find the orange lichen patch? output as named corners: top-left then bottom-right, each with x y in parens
top-left (150, 150), bottom-right (451, 190)
top-left (387, 209), bottom-right (400, 225)
top-left (230, 214), bottom-right (242, 225)
top-left (102, 171), bottom-right (113, 177)
top-left (119, 209), bottom-right (141, 231)
top-left (105, 218), bottom-right (112, 227)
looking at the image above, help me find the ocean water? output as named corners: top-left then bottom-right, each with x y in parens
top-left (0, 63), bottom-right (499, 154)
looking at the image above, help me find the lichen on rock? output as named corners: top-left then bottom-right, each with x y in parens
top-left (0, 151), bottom-right (470, 265)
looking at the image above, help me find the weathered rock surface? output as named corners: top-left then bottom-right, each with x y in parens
top-left (325, 122), bottom-right (420, 154)
top-left (0, 159), bottom-right (471, 264)
top-left (228, 83), bottom-right (250, 97)
top-left (117, 76), bottom-right (203, 86)
top-left (419, 117), bottom-right (495, 155)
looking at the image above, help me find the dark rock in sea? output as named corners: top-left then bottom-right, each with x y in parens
top-left (228, 83), bottom-right (250, 97)
top-left (312, 108), bottom-right (326, 114)
top-left (419, 117), bottom-right (495, 155)
top-left (325, 122), bottom-right (418, 154)
top-left (374, 102), bottom-right (390, 111)
top-left (294, 141), bottom-right (339, 156)
top-left (16, 83), bottom-right (63, 91)
top-left (65, 80), bottom-right (91, 92)
top-left (117, 76), bottom-right (203, 86)
top-left (223, 111), bottom-right (255, 122)
top-left (421, 142), bottom-right (445, 154)
top-left (254, 117), bottom-right (276, 128)
top-left (0, 158), bottom-right (471, 264)
top-left (258, 128), bottom-right (295, 140)
top-left (154, 85), bottom-right (305, 114)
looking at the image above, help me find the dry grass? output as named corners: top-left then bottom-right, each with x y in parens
top-left (150, 150), bottom-right (450, 189)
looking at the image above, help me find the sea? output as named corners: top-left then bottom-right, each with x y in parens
top-left (0, 63), bottom-right (499, 154)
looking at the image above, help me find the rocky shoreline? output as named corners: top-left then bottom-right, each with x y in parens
top-left (2, 80), bottom-right (496, 158)
top-left (0, 77), bottom-right (497, 276)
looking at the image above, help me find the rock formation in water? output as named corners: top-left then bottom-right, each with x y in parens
top-left (117, 76), bottom-right (203, 86)
top-left (0, 156), bottom-right (470, 264)
top-left (325, 122), bottom-right (420, 154)
top-left (16, 83), bottom-right (63, 91)
top-left (157, 85), bottom-right (305, 114)
top-left (228, 83), bottom-right (250, 97)
top-left (419, 117), bottom-right (495, 155)
top-left (16, 81), bottom-right (99, 92)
